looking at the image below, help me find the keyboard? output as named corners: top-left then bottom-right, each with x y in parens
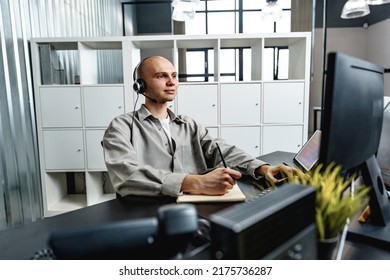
top-left (245, 187), bottom-right (275, 203)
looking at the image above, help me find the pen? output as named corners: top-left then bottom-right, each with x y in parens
top-left (277, 177), bottom-right (288, 184)
top-left (216, 143), bottom-right (227, 168)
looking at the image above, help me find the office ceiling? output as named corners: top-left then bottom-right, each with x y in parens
top-left (316, 0), bottom-right (390, 28)
top-left (123, 0), bottom-right (390, 35)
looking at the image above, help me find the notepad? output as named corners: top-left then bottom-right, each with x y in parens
top-left (176, 184), bottom-right (246, 203)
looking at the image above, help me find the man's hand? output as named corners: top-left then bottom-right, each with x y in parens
top-left (181, 168), bottom-right (242, 195)
top-left (257, 164), bottom-right (300, 184)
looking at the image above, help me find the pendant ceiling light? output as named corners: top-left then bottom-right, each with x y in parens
top-left (366, 0), bottom-right (390, 4)
top-left (261, 0), bottom-right (283, 21)
top-left (341, 0), bottom-right (370, 19)
top-left (172, 0), bottom-right (200, 22)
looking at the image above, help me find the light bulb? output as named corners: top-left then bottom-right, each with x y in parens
top-left (341, 0), bottom-right (370, 19)
top-left (262, 0), bottom-right (283, 21)
top-left (172, 0), bottom-right (200, 22)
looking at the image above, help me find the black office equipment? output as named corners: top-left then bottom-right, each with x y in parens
top-left (209, 184), bottom-right (316, 259)
top-left (49, 203), bottom-right (199, 259)
top-left (377, 98), bottom-right (390, 190)
top-left (320, 52), bottom-right (390, 249)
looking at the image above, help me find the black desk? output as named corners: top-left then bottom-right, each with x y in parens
top-left (0, 194), bottom-right (234, 260)
top-left (0, 151), bottom-right (389, 260)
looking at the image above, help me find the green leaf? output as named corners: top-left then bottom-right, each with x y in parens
top-left (286, 162), bottom-right (371, 240)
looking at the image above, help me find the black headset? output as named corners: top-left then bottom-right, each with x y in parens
top-left (132, 57), bottom-right (149, 95)
top-left (132, 57), bottom-right (158, 104)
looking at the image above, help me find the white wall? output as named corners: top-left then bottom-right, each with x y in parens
top-left (367, 18), bottom-right (390, 96)
top-left (326, 28), bottom-right (368, 59)
top-left (309, 20), bottom-right (390, 133)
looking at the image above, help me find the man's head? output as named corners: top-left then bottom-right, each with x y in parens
top-left (133, 56), bottom-right (178, 105)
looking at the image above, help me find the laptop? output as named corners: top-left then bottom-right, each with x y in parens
top-left (293, 130), bottom-right (321, 172)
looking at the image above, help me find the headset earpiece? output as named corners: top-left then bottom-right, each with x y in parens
top-left (133, 57), bottom-right (150, 95)
top-left (133, 78), bottom-right (146, 94)
top-left (132, 57), bottom-right (157, 103)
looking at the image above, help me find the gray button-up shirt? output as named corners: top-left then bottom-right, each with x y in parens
top-left (103, 105), bottom-right (267, 197)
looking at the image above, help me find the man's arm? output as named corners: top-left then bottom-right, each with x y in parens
top-left (181, 167), bottom-right (242, 195)
top-left (256, 164), bottom-right (299, 184)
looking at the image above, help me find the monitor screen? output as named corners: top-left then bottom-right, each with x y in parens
top-left (320, 52), bottom-right (390, 247)
top-left (319, 52), bottom-right (384, 171)
top-left (377, 97), bottom-right (390, 188)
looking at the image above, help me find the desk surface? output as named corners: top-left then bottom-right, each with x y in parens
top-left (0, 151), bottom-right (389, 260)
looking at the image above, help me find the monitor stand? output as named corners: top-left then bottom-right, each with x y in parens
top-left (347, 215), bottom-right (390, 251)
top-left (347, 156), bottom-right (390, 250)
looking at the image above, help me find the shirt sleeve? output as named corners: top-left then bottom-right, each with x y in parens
top-left (220, 143), bottom-right (269, 179)
top-left (197, 125), bottom-right (269, 179)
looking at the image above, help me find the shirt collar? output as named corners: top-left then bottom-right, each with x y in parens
top-left (138, 104), bottom-right (186, 124)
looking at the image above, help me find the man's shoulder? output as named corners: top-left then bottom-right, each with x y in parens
top-left (175, 114), bottom-right (197, 123)
top-left (112, 112), bottom-right (133, 122)
top-left (107, 112), bottom-right (134, 129)
top-left (174, 114), bottom-right (207, 133)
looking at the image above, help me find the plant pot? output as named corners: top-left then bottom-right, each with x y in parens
top-left (317, 235), bottom-right (340, 260)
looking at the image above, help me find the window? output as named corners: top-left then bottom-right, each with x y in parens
top-left (182, 0), bottom-right (291, 82)
top-left (263, 47), bottom-right (289, 80)
top-left (186, 0), bottom-right (291, 35)
top-left (183, 49), bottom-right (215, 82)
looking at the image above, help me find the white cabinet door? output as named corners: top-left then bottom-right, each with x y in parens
top-left (84, 86), bottom-right (124, 127)
top-left (221, 83), bottom-right (261, 125)
top-left (263, 82), bottom-right (304, 124)
top-left (43, 130), bottom-right (85, 170)
top-left (177, 84), bottom-right (218, 126)
top-left (85, 130), bottom-right (106, 170)
top-left (220, 126), bottom-right (261, 158)
top-left (206, 127), bottom-right (218, 138)
top-left (40, 87), bottom-right (82, 128)
top-left (262, 126), bottom-right (303, 154)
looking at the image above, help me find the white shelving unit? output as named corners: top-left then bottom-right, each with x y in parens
top-left (30, 33), bottom-right (311, 216)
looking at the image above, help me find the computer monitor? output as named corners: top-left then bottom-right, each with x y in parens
top-left (320, 52), bottom-right (390, 248)
top-left (377, 97), bottom-right (390, 189)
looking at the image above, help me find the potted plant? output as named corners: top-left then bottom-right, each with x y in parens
top-left (278, 162), bottom-right (371, 258)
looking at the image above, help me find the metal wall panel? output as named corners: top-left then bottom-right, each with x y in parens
top-left (0, 0), bottom-right (123, 230)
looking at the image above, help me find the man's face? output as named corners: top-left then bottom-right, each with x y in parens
top-left (141, 57), bottom-right (178, 104)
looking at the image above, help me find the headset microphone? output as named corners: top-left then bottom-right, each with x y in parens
top-left (140, 92), bottom-right (158, 103)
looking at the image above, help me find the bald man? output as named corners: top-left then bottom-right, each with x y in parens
top-left (102, 56), bottom-right (296, 198)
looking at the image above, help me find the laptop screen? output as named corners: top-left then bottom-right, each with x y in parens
top-left (293, 130), bottom-right (321, 172)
